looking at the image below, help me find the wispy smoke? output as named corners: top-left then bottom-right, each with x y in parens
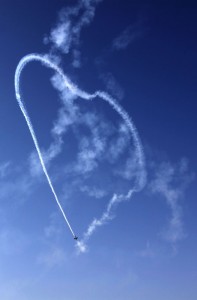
top-left (15, 53), bottom-right (146, 252)
top-left (45, 0), bottom-right (103, 67)
top-left (150, 158), bottom-right (194, 244)
top-left (0, 161), bottom-right (11, 179)
top-left (99, 72), bottom-right (125, 101)
top-left (112, 22), bottom-right (145, 51)
top-left (29, 136), bottom-right (63, 177)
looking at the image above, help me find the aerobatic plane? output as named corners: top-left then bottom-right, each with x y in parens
top-left (74, 236), bottom-right (78, 240)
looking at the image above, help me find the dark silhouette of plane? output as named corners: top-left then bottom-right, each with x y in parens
top-left (74, 236), bottom-right (78, 240)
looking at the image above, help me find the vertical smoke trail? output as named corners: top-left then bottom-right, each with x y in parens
top-left (15, 53), bottom-right (146, 246)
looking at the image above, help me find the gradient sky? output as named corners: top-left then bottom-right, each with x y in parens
top-left (0, 1), bottom-right (197, 299)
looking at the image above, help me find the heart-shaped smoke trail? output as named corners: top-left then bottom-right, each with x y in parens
top-left (15, 54), bottom-right (146, 251)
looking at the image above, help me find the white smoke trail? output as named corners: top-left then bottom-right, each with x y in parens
top-left (46, 0), bottom-right (103, 67)
top-left (15, 54), bottom-right (76, 238)
top-left (76, 190), bottom-right (136, 253)
top-left (15, 53), bottom-right (146, 248)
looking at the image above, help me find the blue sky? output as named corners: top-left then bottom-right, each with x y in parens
top-left (0, 0), bottom-right (197, 299)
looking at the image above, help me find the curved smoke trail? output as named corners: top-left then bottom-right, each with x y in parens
top-left (15, 53), bottom-right (146, 248)
top-left (15, 54), bottom-right (76, 238)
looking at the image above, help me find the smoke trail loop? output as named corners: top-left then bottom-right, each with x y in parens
top-left (15, 53), bottom-right (146, 247)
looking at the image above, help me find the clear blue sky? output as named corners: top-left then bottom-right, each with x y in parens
top-left (0, 1), bottom-right (196, 299)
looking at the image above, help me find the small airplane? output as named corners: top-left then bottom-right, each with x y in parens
top-left (74, 236), bottom-right (78, 240)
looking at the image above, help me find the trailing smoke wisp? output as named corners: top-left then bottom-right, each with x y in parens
top-left (15, 53), bottom-right (146, 247)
